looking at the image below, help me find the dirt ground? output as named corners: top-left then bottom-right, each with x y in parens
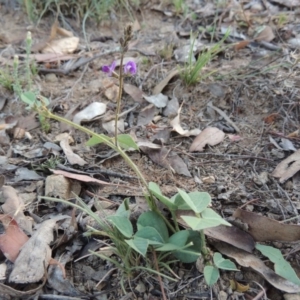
top-left (0, 0), bottom-right (300, 299)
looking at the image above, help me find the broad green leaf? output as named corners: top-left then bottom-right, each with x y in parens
top-left (169, 230), bottom-right (201, 263)
top-left (201, 208), bottom-right (232, 226)
top-left (86, 135), bottom-right (110, 146)
top-left (204, 266), bottom-right (219, 286)
top-left (181, 216), bottom-right (221, 230)
top-left (155, 243), bottom-right (184, 252)
top-left (256, 244), bottom-right (300, 286)
top-left (177, 189), bottom-right (198, 212)
top-left (189, 192), bottom-right (211, 213)
top-left (213, 252), bottom-right (238, 271)
top-left (148, 182), bottom-right (177, 210)
top-left (117, 134), bottom-right (139, 150)
top-left (107, 216), bottom-right (133, 238)
top-left (126, 237), bottom-right (148, 256)
top-left (20, 91), bottom-right (36, 107)
top-left (115, 198), bottom-right (130, 218)
top-left (173, 191), bottom-right (211, 212)
top-left (137, 211), bottom-right (169, 242)
top-left (135, 227), bottom-right (164, 245)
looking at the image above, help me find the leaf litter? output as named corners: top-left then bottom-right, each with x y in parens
top-left (1, 0), bottom-right (300, 298)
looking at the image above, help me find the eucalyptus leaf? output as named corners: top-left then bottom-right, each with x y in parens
top-left (256, 244), bottom-right (300, 286)
top-left (107, 216), bottom-right (133, 238)
top-left (126, 237), bottom-right (148, 256)
top-left (135, 227), bottom-right (164, 245)
top-left (148, 182), bottom-right (177, 210)
top-left (213, 252), bottom-right (238, 271)
top-left (117, 134), bottom-right (139, 150)
top-left (137, 211), bottom-right (169, 242)
top-left (204, 266), bottom-right (219, 286)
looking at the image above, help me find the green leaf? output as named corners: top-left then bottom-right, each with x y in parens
top-left (125, 237), bottom-right (148, 256)
top-left (169, 230), bottom-right (201, 263)
top-left (155, 243), bottom-right (184, 252)
top-left (213, 252), bottom-right (238, 271)
top-left (177, 189), bottom-right (198, 212)
top-left (256, 244), bottom-right (300, 286)
top-left (148, 182), bottom-right (177, 210)
top-left (20, 91), bottom-right (36, 107)
top-left (135, 227), bottom-right (164, 245)
top-left (116, 134), bottom-right (139, 150)
top-left (115, 198), bottom-right (130, 218)
top-left (137, 211), bottom-right (169, 242)
top-left (201, 208), bottom-right (231, 226)
top-left (86, 135), bottom-right (110, 146)
top-left (181, 208), bottom-right (231, 231)
top-left (204, 266), bottom-right (220, 286)
top-left (107, 216), bottom-right (133, 238)
top-left (173, 191), bottom-right (211, 211)
top-left (189, 192), bottom-right (211, 213)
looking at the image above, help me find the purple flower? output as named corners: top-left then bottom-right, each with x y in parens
top-left (124, 61), bottom-right (137, 75)
top-left (102, 61), bottom-right (116, 76)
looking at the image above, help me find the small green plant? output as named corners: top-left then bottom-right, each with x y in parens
top-left (0, 68), bottom-right (14, 91)
top-left (22, 24), bottom-right (235, 291)
top-left (180, 30), bottom-right (230, 86)
top-left (159, 43), bottom-right (174, 60)
top-left (173, 0), bottom-right (188, 16)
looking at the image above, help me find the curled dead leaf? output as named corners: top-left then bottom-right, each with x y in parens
top-left (189, 127), bottom-right (225, 152)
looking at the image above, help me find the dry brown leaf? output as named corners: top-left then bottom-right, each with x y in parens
top-left (51, 169), bottom-right (123, 186)
top-left (73, 102), bottom-right (107, 124)
top-left (152, 69), bottom-right (179, 95)
top-left (272, 149), bottom-right (300, 183)
top-left (212, 241), bottom-right (300, 294)
top-left (141, 146), bottom-right (191, 177)
top-left (255, 25), bottom-right (275, 42)
top-left (234, 40), bottom-right (251, 51)
top-left (137, 104), bottom-right (156, 126)
top-left (9, 219), bottom-right (57, 283)
top-left (123, 83), bottom-right (144, 103)
top-left (233, 208), bottom-right (300, 242)
top-left (0, 277), bottom-right (46, 299)
top-left (56, 133), bottom-right (87, 166)
top-left (0, 215), bottom-right (29, 262)
top-left (189, 127), bottom-right (225, 152)
top-left (1, 186), bottom-right (33, 234)
top-left (176, 210), bottom-right (255, 252)
top-left (42, 37), bottom-right (79, 55)
top-left (170, 105), bottom-right (201, 137)
top-left (204, 225), bottom-right (255, 252)
top-left (270, 0), bottom-right (300, 7)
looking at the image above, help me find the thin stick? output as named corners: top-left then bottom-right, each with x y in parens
top-left (152, 249), bottom-right (167, 300)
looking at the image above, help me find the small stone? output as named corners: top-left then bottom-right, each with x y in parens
top-left (135, 281), bottom-right (146, 293)
top-left (45, 73), bottom-right (58, 83)
top-left (283, 294), bottom-right (300, 300)
top-left (218, 291), bottom-right (228, 300)
top-left (253, 171), bottom-right (269, 186)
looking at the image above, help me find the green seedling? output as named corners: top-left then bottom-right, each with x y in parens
top-left (24, 24), bottom-right (235, 291)
top-left (180, 30), bottom-right (230, 86)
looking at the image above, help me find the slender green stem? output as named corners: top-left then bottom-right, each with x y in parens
top-left (200, 229), bottom-right (209, 258)
top-left (41, 109), bottom-right (150, 193)
top-left (115, 53), bottom-right (124, 146)
top-left (170, 210), bottom-right (180, 232)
